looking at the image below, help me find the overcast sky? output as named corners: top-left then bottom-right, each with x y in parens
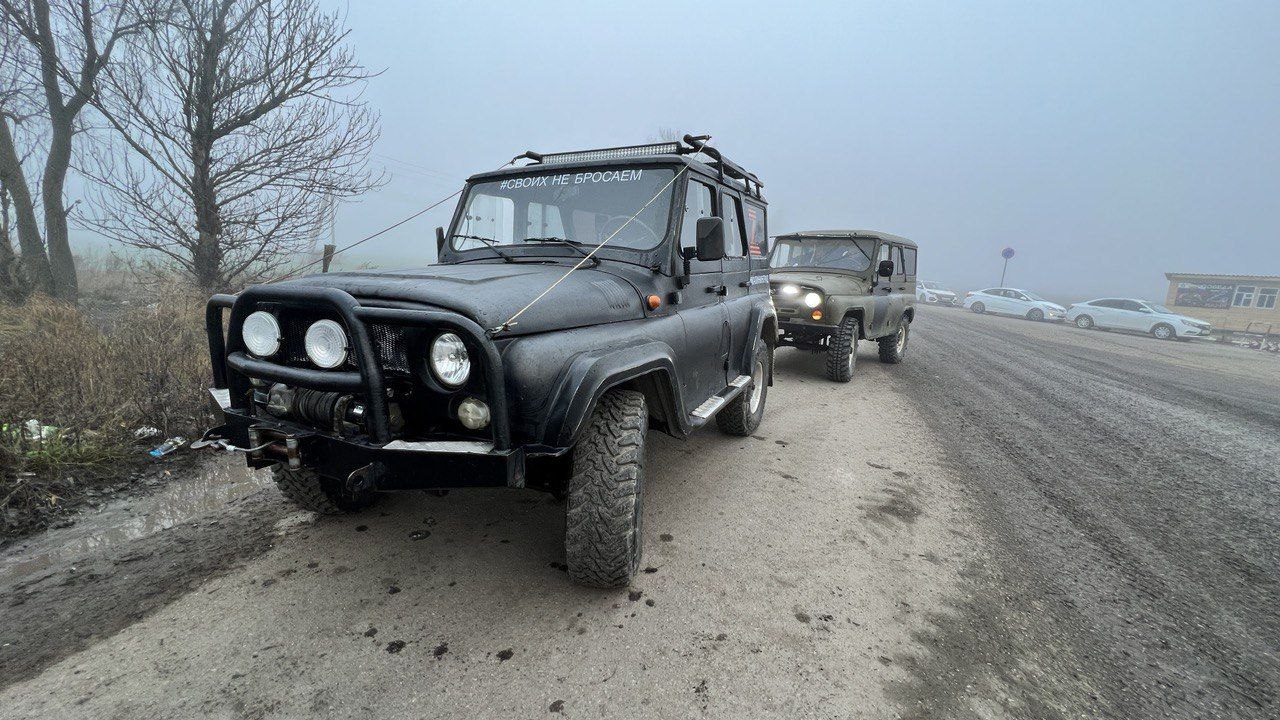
top-left (314, 0), bottom-right (1278, 301)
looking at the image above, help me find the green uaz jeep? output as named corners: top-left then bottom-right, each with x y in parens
top-left (768, 230), bottom-right (916, 382)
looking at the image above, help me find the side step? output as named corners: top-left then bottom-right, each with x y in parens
top-left (689, 375), bottom-right (753, 425)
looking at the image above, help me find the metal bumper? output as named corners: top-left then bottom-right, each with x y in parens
top-left (213, 403), bottom-right (524, 490)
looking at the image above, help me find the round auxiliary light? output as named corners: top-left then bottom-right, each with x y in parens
top-left (304, 319), bottom-right (348, 369)
top-left (242, 311), bottom-right (281, 357)
top-left (780, 284), bottom-right (800, 297)
top-left (457, 397), bottom-right (490, 430)
top-left (804, 291), bottom-right (822, 308)
top-left (430, 332), bottom-right (471, 387)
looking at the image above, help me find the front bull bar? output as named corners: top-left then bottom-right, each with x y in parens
top-left (206, 285), bottom-right (511, 449)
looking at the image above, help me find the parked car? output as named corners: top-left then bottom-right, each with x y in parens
top-left (963, 287), bottom-right (1066, 321)
top-left (917, 280), bottom-right (961, 306)
top-left (768, 230), bottom-right (916, 382)
top-left (202, 136), bottom-right (777, 588)
top-left (1066, 298), bottom-right (1211, 340)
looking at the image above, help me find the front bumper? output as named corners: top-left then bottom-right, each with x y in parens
top-left (211, 397), bottom-right (524, 489)
top-left (1180, 325), bottom-right (1211, 337)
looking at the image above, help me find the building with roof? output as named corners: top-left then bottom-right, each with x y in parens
top-left (1163, 273), bottom-right (1280, 335)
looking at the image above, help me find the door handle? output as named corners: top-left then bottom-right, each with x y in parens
top-left (706, 284), bottom-right (727, 296)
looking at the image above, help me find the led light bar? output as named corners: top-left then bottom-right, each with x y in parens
top-left (539, 142), bottom-right (680, 165)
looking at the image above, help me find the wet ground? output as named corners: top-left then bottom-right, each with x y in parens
top-left (0, 309), bottom-right (1276, 718)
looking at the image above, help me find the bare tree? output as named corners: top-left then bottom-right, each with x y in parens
top-left (0, 0), bottom-right (158, 300)
top-left (83, 0), bottom-right (382, 292)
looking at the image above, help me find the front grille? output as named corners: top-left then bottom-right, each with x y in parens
top-left (278, 313), bottom-right (411, 375)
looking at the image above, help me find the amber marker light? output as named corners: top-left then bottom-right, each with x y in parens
top-left (647, 294), bottom-right (662, 310)
top-left (811, 309), bottom-right (823, 320)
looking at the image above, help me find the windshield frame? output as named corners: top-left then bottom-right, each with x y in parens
top-left (768, 235), bottom-right (880, 274)
top-left (440, 162), bottom-right (682, 267)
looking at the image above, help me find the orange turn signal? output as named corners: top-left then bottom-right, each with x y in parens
top-left (647, 294), bottom-right (662, 310)
top-left (811, 309), bottom-right (823, 320)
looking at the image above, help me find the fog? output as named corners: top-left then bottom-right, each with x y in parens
top-left (299, 1), bottom-right (1276, 301)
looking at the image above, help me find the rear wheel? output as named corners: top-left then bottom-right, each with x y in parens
top-left (718, 341), bottom-right (770, 435)
top-left (971, 301), bottom-right (986, 314)
top-left (271, 466), bottom-right (378, 514)
top-left (1151, 323), bottom-right (1176, 341)
top-left (1027, 308), bottom-right (1044, 321)
top-left (824, 316), bottom-right (859, 383)
top-left (878, 318), bottom-right (910, 364)
top-left (565, 388), bottom-right (648, 588)
top-left (1075, 314), bottom-right (1094, 329)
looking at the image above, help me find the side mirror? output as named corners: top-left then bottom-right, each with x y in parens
top-left (695, 217), bottom-right (726, 262)
top-left (877, 259), bottom-right (894, 278)
top-left (435, 227), bottom-right (446, 256)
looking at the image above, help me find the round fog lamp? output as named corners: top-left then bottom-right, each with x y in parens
top-left (457, 397), bottom-right (490, 430)
top-left (804, 291), bottom-right (822, 308)
top-left (242, 311), bottom-right (281, 357)
top-left (304, 319), bottom-right (348, 369)
top-left (811, 309), bottom-right (823, 321)
top-left (430, 332), bottom-right (471, 387)
top-left (780, 284), bottom-right (800, 297)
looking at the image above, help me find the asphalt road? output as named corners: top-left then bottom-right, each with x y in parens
top-left (1, 308), bottom-right (1276, 719)
top-left (891, 308), bottom-right (1280, 719)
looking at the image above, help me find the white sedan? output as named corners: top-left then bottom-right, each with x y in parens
top-left (963, 287), bottom-right (1067, 321)
top-left (1066, 298), bottom-right (1212, 340)
top-left (917, 280), bottom-right (961, 306)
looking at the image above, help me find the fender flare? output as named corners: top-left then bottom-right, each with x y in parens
top-left (738, 305), bottom-right (778, 384)
top-left (541, 341), bottom-right (686, 449)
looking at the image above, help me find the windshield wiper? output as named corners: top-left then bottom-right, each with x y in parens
top-left (522, 237), bottom-right (600, 267)
top-left (451, 234), bottom-right (516, 263)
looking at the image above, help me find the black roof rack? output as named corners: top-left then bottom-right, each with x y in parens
top-left (510, 134), bottom-right (764, 200)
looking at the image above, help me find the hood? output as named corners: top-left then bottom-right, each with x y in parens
top-left (1166, 312), bottom-right (1209, 326)
top-left (1038, 301), bottom-right (1067, 312)
top-left (276, 262), bottom-right (645, 335)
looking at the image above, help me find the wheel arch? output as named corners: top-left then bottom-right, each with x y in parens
top-left (840, 307), bottom-right (867, 339)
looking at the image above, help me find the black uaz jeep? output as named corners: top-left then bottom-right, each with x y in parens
top-left (204, 136), bottom-right (776, 587)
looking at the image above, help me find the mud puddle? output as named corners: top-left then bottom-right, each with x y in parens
top-left (0, 456), bottom-right (270, 585)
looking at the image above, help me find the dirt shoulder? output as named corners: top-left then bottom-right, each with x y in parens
top-left (0, 346), bottom-right (977, 719)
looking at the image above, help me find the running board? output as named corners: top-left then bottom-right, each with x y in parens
top-left (689, 374), bottom-right (753, 425)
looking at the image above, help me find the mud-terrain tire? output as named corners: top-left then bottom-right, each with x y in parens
top-left (565, 388), bottom-right (648, 588)
top-left (879, 318), bottom-right (910, 364)
top-left (1075, 314), bottom-right (1094, 329)
top-left (271, 466), bottom-right (377, 514)
top-left (824, 316), bottom-right (860, 383)
top-left (718, 341), bottom-right (771, 434)
top-left (1151, 323), bottom-right (1176, 341)
top-left (1027, 308), bottom-right (1044, 321)
top-left (971, 301), bottom-right (986, 314)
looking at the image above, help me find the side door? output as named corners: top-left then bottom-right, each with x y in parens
top-left (1117, 299), bottom-right (1154, 331)
top-left (1006, 290), bottom-right (1032, 316)
top-left (901, 246), bottom-right (918, 306)
top-left (869, 242), bottom-right (895, 337)
top-left (676, 178), bottom-right (730, 404)
top-left (719, 191), bottom-right (752, 382)
top-left (984, 289), bottom-right (1011, 314)
top-left (887, 244), bottom-right (910, 329)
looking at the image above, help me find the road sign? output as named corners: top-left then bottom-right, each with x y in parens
top-left (1002, 247), bottom-right (1015, 260)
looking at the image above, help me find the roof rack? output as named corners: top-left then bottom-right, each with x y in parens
top-left (511, 134), bottom-right (764, 200)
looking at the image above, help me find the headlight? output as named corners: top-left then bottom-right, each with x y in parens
top-left (804, 291), bottom-right (822, 308)
top-left (242, 311), bottom-right (281, 357)
top-left (430, 333), bottom-right (470, 387)
top-left (304, 319), bottom-right (348, 369)
top-left (779, 284), bottom-right (800, 297)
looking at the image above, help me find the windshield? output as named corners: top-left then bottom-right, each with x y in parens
top-left (1146, 303), bottom-right (1174, 314)
top-left (1023, 291), bottom-right (1048, 301)
top-left (769, 237), bottom-right (877, 272)
top-left (451, 167), bottom-right (676, 252)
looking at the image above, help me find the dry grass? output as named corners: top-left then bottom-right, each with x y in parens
top-left (0, 289), bottom-right (211, 536)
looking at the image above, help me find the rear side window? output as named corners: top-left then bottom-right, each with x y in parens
top-left (680, 180), bottom-right (715, 251)
top-left (721, 194), bottom-right (746, 257)
top-left (743, 201), bottom-right (767, 257)
top-left (902, 247), bottom-right (917, 276)
top-left (892, 246), bottom-right (906, 278)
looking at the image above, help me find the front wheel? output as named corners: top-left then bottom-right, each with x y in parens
top-left (271, 466), bottom-right (378, 514)
top-left (879, 318), bottom-right (910, 364)
top-left (1151, 323), bottom-right (1176, 341)
top-left (1075, 314), bottom-right (1094, 329)
top-left (824, 316), bottom-right (859, 383)
top-left (1027, 308), bottom-right (1044, 321)
top-left (565, 388), bottom-right (648, 588)
top-left (718, 341), bottom-right (771, 435)
top-left (971, 301), bottom-right (986, 314)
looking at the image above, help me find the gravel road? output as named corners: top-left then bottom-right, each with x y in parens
top-left (1, 308), bottom-right (1275, 719)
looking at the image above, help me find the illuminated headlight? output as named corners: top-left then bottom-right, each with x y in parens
top-left (430, 332), bottom-right (471, 387)
top-left (241, 311), bottom-right (281, 357)
top-left (457, 397), bottom-right (490, 430)
top-left (779, 284), bottom-right (800, 298)
top-left (304, 319), bottom-right (348, 369)
top-left (804, 292), bottom-right (822, 309)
